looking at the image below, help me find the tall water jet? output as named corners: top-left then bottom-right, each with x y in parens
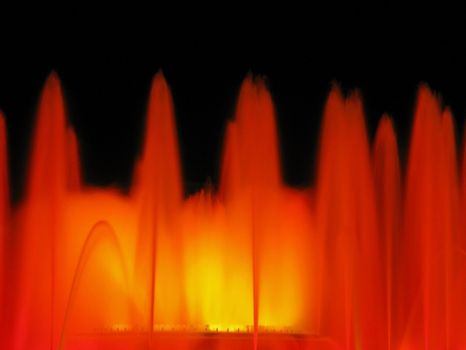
top-left (132, 72), bottom-right (183, 337)
top-left (232, 76), bottom-right (281, 349)
top-left (373, 115), bottom-right (401, 350)
top-left (395, 86), bottom-right (458, 349)
top-left (316, 87), bottom-right (387, 349)
top-left (6, 72), bottom-right (79, 349)
top-left (316, 88), bottom-right (353, 347)
top-left (12, 73), bottom-right (65, 349)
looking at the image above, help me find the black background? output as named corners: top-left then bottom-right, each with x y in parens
top-left (0, 7), bottom-right (465, 202)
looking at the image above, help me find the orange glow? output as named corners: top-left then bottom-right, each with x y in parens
top-left (0, 73), bottom-right (465, 349)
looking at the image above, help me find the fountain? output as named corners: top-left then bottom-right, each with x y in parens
top-left (0, 72), bottom-right (464, 349)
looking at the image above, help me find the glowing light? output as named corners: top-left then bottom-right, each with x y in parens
top-left (0, 72), bottom-right (464, 349)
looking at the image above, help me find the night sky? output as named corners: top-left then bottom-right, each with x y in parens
top-left (0, 8), bottom-right (465, 202)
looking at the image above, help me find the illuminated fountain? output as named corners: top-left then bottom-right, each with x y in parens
top-left (0, 72), bottom-right (465, 349)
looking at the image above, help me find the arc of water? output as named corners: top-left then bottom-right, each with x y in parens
top-left (58, 220), bottom-right (130, 350)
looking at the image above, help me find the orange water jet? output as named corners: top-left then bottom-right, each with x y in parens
top-left (0, 73), bottom-right (464, 349)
